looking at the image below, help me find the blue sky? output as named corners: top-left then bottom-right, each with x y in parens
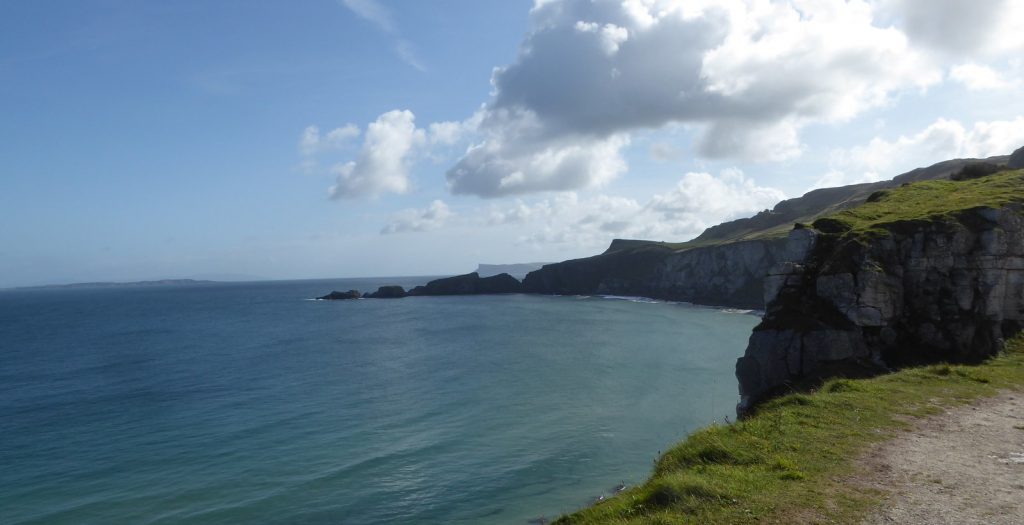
top-left (3, 0), bottom-right (1024, 287)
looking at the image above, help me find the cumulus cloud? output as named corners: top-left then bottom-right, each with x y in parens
top-left (888, 0), bottom-right (1024, 56)
top-left (448, 132), bottom-right (630, 197)
top-left (304, 110), bottom-right (485, 197)
top-left (487, 169), bottom-right (784, 248)
top-left (810, 116), bottom-right (1024, 189)
top-left (950, 63), bottom-right (1013, 90)
top-left (648, 169), bottom-right (786, 224)
top-left (446, 0), bottom-right (946, 197)
top-left (329, 110), bottom-right (426, 199)
top-left (381, 200), bottom-right (453, 234)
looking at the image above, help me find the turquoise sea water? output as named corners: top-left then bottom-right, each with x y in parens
top-left (0, 278), bottom-right (758, 524)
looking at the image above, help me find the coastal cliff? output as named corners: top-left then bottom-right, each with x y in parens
top-left (736, 169), bottom-right (1024, 414)
top-left (522, 236), bottom-right (799, 308)
top-left (524, 154), bottom-right (1011, 309)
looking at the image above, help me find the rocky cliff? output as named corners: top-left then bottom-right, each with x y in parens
top-left (523, 236), bottom-right (806, 308)
top-left (524, 154), bottom-right (1012, 309)
top-left (736, 169), bottom-right (1024, 415)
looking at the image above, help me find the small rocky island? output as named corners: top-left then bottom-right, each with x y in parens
top-left (317, 272), bottom-right (522, 300)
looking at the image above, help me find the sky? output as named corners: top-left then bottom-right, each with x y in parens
top-left (3, 0), bottom-right (1024, 287)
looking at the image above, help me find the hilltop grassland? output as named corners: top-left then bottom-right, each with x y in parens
top-left (554, 337), bottom-right (1024, 524)
top-left (812, 169), bottom-right (1024, 239)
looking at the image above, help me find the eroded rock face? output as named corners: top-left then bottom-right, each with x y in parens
top-left (523, 232), bottom-right (816, 309)
top-left (648, 230), bottom-right (817, 308)
top-left (736, 205), bottom-right (1024, 415)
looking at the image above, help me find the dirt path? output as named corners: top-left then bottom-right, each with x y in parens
top-left (858, 392), bottom-right (1024, 524)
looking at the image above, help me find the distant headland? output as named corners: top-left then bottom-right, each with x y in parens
top-left (10, 279), bottom-right (215, 291)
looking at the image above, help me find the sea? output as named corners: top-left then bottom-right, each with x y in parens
top-left (0, 277), bottom-right (759, 525)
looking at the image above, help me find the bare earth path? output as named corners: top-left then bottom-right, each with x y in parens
top-left (858, 392), bottom-right (1024, 524)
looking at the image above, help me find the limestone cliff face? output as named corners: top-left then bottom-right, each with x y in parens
top-left (736, 205), bottom-right (1024, 414)
top-left (523, 237), bottom-right (803, 309)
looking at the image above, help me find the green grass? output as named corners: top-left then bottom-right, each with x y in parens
top-left (813, 169), bottom-right (1024, 238)
top-left (667, 169), bottom-right (1024, 251)
top-left (554, 337), bottom-right (1024, 524)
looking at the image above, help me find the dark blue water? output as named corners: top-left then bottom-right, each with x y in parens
top-left (0, 278), bottom-right (757, 524)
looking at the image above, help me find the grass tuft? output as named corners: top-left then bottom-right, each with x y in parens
top-left (823, 378), bottom-right (861, 393)
top-left (643, 475), bottom-right (731, 508)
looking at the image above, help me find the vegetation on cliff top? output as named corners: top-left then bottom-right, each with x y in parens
top-left (554, 336), bottom-right (1024, 524)
top-left (812, 168), bottom-right (1024, 238)
top-left (617, 158), bottom-right (1016, 253)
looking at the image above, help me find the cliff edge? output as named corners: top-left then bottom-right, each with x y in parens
top-left (524, 154), bottom-right (1012, 309)
top-left (736, 169), bottom-right (1024, 414)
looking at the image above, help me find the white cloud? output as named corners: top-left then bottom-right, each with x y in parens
top-left (394, 40), bottom-right (426, 72)
top-left (811, 116), bottom-right (1024, 190)
top-left (339, 0), bottom-right (425, 71)
top-left (807, 170), bottom-right (885, 191)
top-left (447, 131), bottom-right (630, 197)
top-left (966, 118), bottom-right (1024, 157)
top-left (950, 63), bottom-right (1013, 91)
top-left (381, 200), bottom-right (453, 234)
top-left (888, 0), bottom-right (1024, 57)
top-left (329, 110), bottom-right (426, 199)
top-left (340, 0), bottom-right (394, 33)
top-left (302, 111), bottom-right (484, 196)
top-left (486, 169), bottom-right (784, 249)
top-left (648, 169), bottom-right (786, 224)
top-left (327, 124), bottom-right (361, 144)
top-left (299, 124), bottom-right (360, 156)
top-left (428, 120), bottom-right (469, 146)
top-left (446, 0), bottom-right (947, 197)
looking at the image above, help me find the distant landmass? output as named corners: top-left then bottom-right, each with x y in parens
top-left (475, 263), bottom-right (551, 279)
top-left (12, 279), bottom-right (215, 290)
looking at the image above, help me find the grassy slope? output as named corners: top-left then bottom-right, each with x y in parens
top-left (621, 162), bottom-right (1019, 253)
top-left (555, 338), bottom-right (1024, 525)
top-left (556, 172), bottom-right (1024, 524)
top-left (815, 169), bottom-right (1024, 237)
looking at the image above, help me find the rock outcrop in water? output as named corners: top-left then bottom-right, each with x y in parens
top-left (408, 272), bottom-right (522, 296)
top-left (318, 290), bottom-right (362, 300)
top-left (364, 285), bottom-right (408, 299)
top-left (736, 171), bottom-right (1024, 415)
top-left (336, 273), bottom-right (524, 300)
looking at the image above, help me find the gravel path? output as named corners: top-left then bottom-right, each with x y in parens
top-left (859, 392), bottom-right (1024, 524)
